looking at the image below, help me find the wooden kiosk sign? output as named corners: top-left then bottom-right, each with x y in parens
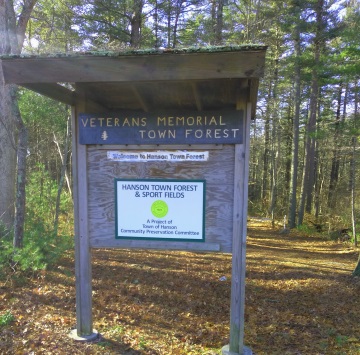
top-left (1, 46), bottom-right (266, 355)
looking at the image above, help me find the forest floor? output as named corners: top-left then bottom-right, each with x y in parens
top-left (1, 219), bottom-right (360, 355)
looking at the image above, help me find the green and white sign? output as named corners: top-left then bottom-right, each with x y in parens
top-left (115, 179), bottom-right (205, 241)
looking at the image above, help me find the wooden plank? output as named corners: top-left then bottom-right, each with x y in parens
top-left (229, 85), bottom-right (251, 354)
top-left (95, 144), bottom-right (224, 150)
top-left (83, 79), bottom-right (244, 112)
top-left (2, 51), bottom-right (267, 84)
top-left (23, 83), bottom-right (75, 105)
top-left (131, 85), bottom-right (149, 112)
top-left (73, 97), bottom-right (94, 337)
top-left (191, 82), bottom-right (203, 111)
top-left (86, 145), bottom-right (236, 252)
top-left (249, 78), bottom-right (259, 119)
top-left (76, 83), bottom-right (111, 111)
top-left (88, 184), bottom-right (233, 251)
top-left (91, 239), bottom-right (220, 251)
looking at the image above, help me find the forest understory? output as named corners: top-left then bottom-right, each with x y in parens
top-left (1, 219), bottom-right (360, 355)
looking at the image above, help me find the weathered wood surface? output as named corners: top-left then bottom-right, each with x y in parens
top-left (229, 98), bottom-right (252, 354)
top-left (1, 48), bottom-right (266, 119)
top-left (72, 103), bottom-right (94, 337)
top-left (90, 239), bottom-right (221, 251)
top-left (17, 78), bottom-right (251, 113)
top-left (23, 83), bottom-right (76, 106)
top-left (87, 145), bottom-right (235, 252)
top-left (95, 144), bottom-right (224, 150)
top-left (2, 51), bottom-right (266, 84)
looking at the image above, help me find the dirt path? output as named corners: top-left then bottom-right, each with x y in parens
top-left (245, 219), bottom-right (360, 354)
top-left (1, 219), bottom-right (360, 354)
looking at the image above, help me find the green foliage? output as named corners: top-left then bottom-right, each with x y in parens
top-left (0, 227), bottom-right (73, 272)
top-left (26, 164), bottom-right (58, 231)
top-left (0, 222), bottom-right (11, 240)
top-left (23, 164), bottom-right (73, 270)
top-left (0, 239), bottom-right (14, 273)
top-left (0, 164), bottom-right (73, 272)
top-left (0, 311), bottom-right (15, 327)
top-left (27, 0), bottom-right (82, 53)
top-left (15, 232), bottom-right (72, 271)
top-left (26, 163), bottom-right (73, 232)
top-left (6, 0), bottom-right (360, 279)
top-left (139, 336), bottom-right (147, 350)
top-left (18, 89), bottom-right (70, 184)
top-left (296, 223), bottom-right (317, 235)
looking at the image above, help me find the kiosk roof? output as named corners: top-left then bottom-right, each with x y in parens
top-left (1, 45), bottom-right (267, 117)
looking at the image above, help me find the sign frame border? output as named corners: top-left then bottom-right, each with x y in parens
top-left (78, 109), bottom-right (244, 145)
top-left (114, 178), bottom-right (206, 243)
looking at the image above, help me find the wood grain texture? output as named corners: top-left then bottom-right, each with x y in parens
top-left (229, 97), bottom-right (252, 354)
top-left (23, 83), bottom-right (76, 105)
top-left (86, 145), bottom-right (236, 252)
top-left (2, 51), bottom-right (266, 84)
top-left (75, 79), bottom-right (248, 112)
top-left (95, 144), bottom-right (224, 150)
top-left (2, 49), bottom-right (266, 120)
top-left (91, 239), bottom-right (221, 251)
top-left (72, 102), bottom-right (94, 336)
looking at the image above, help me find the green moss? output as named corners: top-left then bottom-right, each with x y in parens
top-left (1, 44), bottom-right (267, 60)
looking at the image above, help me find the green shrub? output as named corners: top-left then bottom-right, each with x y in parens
top-left (14, 231), bottom-right (73, 272)
top-left (0, 230), bottom-right (73, 272)
top-left (296, 223), bottom-right (314, 234)
top-left (0, 164), bottom-right (74, 273)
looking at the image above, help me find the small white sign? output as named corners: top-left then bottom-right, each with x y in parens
top-left (115, 179), bottom-right (205, 241)
top-left (108, 151), bottom-right (209, 162)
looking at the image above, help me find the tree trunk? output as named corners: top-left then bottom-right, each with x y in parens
top-left (351, 136), bottom-right (357, 247)
top-left (328, 83), bottom-right (343, 208)
top-left (166, 0), bottom-right (171, 47)
top-left (351, 79), bottom-right (358, 248)
top-left (269, 57), bottom-right (280, 224)
top-left (297, 149), bottom-right (306, 226)
top-left (314, 140), bottom-right (321, 220)
top-left (284, 102), bottom-right (293, 206)
top-left (172, 1), bottom-right (181, 48)
top-left (352, 77), bottom-right (359, 274)
top-left (288, 3), bottom-right (301, 228)
top-left (304, 83), bottom-right (318, 214)
top-left (0, 0), bottom-right (37, 244)
top-left (153, 0), bottom-right (160, 48)
top-left (0, 1), bottom-right (16, 231)
top-left (12, 87), bottom-right (28, 249)
top-left (262, 83), bottom-right (271, 206)
top-left (211, 0), bottom-right (224, 45)
top-left (130, 0), bottom-right (143, 48)
top-left (269, 126), bottom-right (280, 225)
top-left (299, 0), bottom-right (324, 220)
top-left (0, 66), bottom-right (17, 231)
top-left (53, 116), bottom-right (71, 236)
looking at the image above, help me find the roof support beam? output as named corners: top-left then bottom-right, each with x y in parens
top-left (191, 82), bottom-right (203, 111)
top-left (22, 83), bottom-right (75, 106)
top-left (76, 83), bottom-right (110, 112)
top-left (131, 85), bottom-right (149, 112)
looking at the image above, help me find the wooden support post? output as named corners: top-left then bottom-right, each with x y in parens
top-left (69, 102), bottom-right (98, 341)
top-left (223, 83), bottom-right (252, 355)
